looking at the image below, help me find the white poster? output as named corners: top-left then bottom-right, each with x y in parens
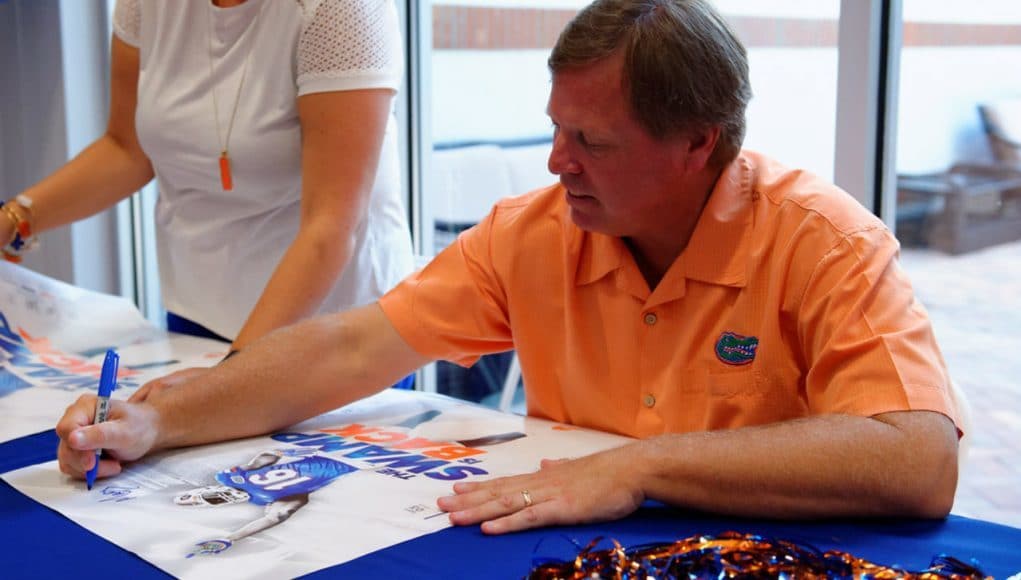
top-left (3, 389), bottom-right (631, 579)
top-left (0, 262), bottom-right (228, 443)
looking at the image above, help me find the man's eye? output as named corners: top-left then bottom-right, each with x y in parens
top-left (578, 133), bottom-right (604, 150)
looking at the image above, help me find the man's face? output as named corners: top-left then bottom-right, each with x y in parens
top-left (547, 52), bottom-right (701, 240)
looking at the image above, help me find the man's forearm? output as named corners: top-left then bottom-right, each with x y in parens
top-left (632, 411), bottom-right (959, 519)
top-left (150, 304), bottom-right (426, 450)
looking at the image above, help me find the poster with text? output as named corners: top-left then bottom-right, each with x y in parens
top-left (3, 389), bottom-right (631, 579)
top-left (0, 262), bottom-right (228, 443)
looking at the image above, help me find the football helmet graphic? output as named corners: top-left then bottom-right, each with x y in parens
top-left (174, 485), bottom-right (250, 507)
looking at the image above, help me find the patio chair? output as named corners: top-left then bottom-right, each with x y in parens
top-left (978, 98), bottom-right (1021, 168)
top-left (896, 100), bottom-right (1021, 254)
top-left (896, 163), bottom-right (1021, 254)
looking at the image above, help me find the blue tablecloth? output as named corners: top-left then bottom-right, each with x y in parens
top-left (3, 430), bottom-right (1020, 578)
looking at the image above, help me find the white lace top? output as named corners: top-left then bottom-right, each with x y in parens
top-left (112, 0), bottom-right (413, 339)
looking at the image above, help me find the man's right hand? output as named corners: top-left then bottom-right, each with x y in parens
top-left (55, 394), bottom-right (161, 481)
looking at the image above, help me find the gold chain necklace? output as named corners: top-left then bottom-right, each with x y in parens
top-left (206, 1), bottom-right (264, 191)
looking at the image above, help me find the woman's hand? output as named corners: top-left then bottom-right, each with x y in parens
top-left (0, 207), bottom-right (16, 247)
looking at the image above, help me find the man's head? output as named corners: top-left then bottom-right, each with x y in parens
top-left (549, 0), bottom-right (750, 170)
top-left (175, 485), bottom-right (250, 507)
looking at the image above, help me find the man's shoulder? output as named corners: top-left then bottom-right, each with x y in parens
top-left (744, 151), bottom-right (886, 238)
top-left (461, 183), bottom-right (583, 275)
top-left (492, 183), bottom-right (564, 210)
top-left (487, 183), bottom-right (572, 233)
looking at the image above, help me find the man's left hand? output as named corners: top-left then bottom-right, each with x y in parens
top-left (129, 367), bottom-right (211, 403)
top-left (436, 445), bottom-right (644, 534)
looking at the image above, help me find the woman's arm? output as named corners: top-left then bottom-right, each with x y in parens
top-left (4, 36), bottom-right (154, 242)
top-left (229, 88), bottom-right (395, 351)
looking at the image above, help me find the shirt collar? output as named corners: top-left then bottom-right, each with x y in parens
top-left (572, 152), bottom-right (755, 289)
top-left (574, 223), bottom-right (627, 286)
top-left (682, 153), bottom-right (754, 288)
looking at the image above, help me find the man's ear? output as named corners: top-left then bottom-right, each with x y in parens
top-left (678, 125), bottom-right (721, 173)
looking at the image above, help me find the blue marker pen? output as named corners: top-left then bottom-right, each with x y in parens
top-left (85, 349), bottom-right (119, 491)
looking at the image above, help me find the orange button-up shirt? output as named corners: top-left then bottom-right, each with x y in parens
top-left (380, 151), bottom-right (958, 439)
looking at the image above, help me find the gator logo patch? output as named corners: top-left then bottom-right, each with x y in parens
top-left (715, 332), bottom-right (759, 365)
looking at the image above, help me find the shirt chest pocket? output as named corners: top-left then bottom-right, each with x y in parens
top-left (705, 369), bottom-right (761, 398)
top-left (674, 368), bottom-right (807, 432)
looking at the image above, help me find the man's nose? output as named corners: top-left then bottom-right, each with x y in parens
top-left (547, 133), bottom-right (579, 175)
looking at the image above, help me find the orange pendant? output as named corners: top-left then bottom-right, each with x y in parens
top-left (219, 151), bottom-right (233, 191)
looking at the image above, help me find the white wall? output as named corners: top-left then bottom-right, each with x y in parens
top-left (0, 0), bottom-right (74, 282)
top-left (897, 46), bottom-right (1021, 173)
top-left (0, 0), bottom-right (125, 296)
top-left (903, 0), bottom-right (1021, 23)
top-left (431, 50), bottom-right (553, 145)
top-left (431, 42), bottom-right (1021, 182)
top-left (436, 0), bottom-right (842, 16)
top-left (436, 0), bottom-right (1021, 22)
top-left (746, 49), bottom-right (839, 180)
top-left (431, 48), bottom-right (842, 180)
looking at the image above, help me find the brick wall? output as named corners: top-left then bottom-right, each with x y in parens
top-left (432, 6), bottom-right (1021, 50)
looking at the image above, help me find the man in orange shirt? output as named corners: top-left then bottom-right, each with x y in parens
top-left (57, 0), bottom-right (959, 534)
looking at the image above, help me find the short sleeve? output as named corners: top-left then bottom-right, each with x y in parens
top-left (798, 226), bottom-right (959, 427)
top-left (379, 208), bottom-right (514, 367)
top-left (112, 0), bottom-right (141, 47)
top-left (296, 0), bottom-right (403, 96)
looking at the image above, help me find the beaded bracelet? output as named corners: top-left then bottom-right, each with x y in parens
top-left (1, 197), bottom-right (39, 263)
top-left (0, 203), bottom-right (19, 246)
top-left (14, 194), bottom-right (34, 228)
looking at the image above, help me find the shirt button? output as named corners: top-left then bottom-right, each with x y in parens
top-left (643, 312), bottom-right (658, 325)
top-left (643, 394), bottom-right (656, 408)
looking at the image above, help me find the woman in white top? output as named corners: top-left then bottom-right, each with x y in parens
top-left (0, 1), bottom-right (413, 373)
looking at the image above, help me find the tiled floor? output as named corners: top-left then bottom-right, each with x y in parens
top-left (900, 239), bottom-right (1021, 530)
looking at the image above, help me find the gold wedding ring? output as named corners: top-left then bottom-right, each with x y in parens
top-left (521, 489), bottom-right (534, 508)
